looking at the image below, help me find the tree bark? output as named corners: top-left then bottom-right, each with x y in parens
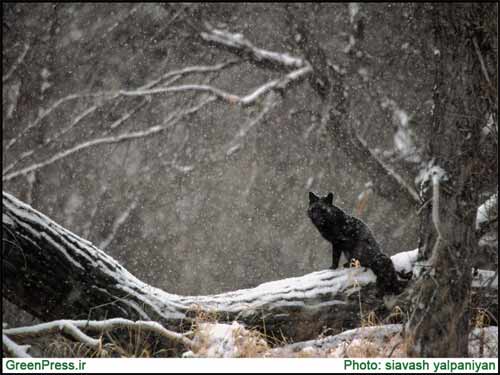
top-left (407, 3), bottom-right (498, 357)
top-left (3, 191), bottom-right (497, 342)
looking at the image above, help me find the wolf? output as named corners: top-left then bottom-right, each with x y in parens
top-left (308, 192), bottom-right (403, 295)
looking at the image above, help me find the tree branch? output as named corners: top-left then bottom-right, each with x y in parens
top-left (3, 317), bottom-right (194, 352)
top-left (201, 24), bottom-right (307, 70)
top-left (2, 96), bottom-right (215, 181)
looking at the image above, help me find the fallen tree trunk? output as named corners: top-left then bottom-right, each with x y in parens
top-left (2, 191), bottom-right (497, 342)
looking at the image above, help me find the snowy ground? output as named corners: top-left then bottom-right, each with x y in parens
top-left (182, 321), bottom-right (498, 358)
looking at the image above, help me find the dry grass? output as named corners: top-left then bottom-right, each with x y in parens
top-left (472, 308), bottom-right (492, 328)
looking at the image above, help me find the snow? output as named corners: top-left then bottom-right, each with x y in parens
top-left (4, 189), bottom-right (496, 355)
top-left (270, 324), bottom-right (402, 357)
top-left (2, 334), bottom-right (31, 358)
top-left (197, 322), bottom-right (240, 357)
top-left (2, 213), bottom-right (15, 226)
top-left (469, 326), bottom-right (498, 358)
top-left (472, 270), bottom-right (497, 289)
top-left (481, 114), bottom-right (496, 138)
top-left (415, 160), bottom-right (447, 190)
top-left (3, 318), bottom-right (192, 354)
top-left (3, 191), bottom-right (189, 322)
top-left (200, 26), bottom-right (305, 69)
top-left (394, 109), bottom-right (409, 127)
top-left (380, 98), bottom-right (420, 163)
top-left (187, 321), bottom-right (268, 357)
top-left (183, 323), bottom-right (497, 358)
top-left (391, 248), bottom-right (418, 274)
top-left (268, 324), bottom-right (498, 358)
top-left (476, 193), bottom-right (497, 230)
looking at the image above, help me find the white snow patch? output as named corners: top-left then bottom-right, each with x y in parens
top-left (380, 98), bottom-right (419, 163)
top-left (391, 248), bottom-right (418, 274)
top-left (415, 160), bottom-right (448, 191)
top-left (472, 270), bottom-right (498, 289)
top-left (469, 326), bottom-right (498, 358)
top-left (2, 213), bottom-right (15, 226)
top-left (476, 193), bottom-right (497, 230)
top-left (481, 113), bottom-right (496, 138)
top-left (394, 109), bottom-right (409, 128)
top-left (188, 321), bottom-right (268, 357)
top-left (2, 334), bottom-right (31, 358)
top-left (270, 324), bottom-right (498, 358)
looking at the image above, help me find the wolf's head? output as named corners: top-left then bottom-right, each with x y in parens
top-left (307, 192), bottom-right (344, 229)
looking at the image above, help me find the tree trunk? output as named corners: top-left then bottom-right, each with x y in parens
top-left (3, 191), bottom-right (496, 343)
top-left (407, 3), bottom-right (497, 357)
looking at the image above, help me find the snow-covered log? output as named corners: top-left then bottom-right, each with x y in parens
top-left (268, 325), bottom-right (498, 358)
top-left (2, 191), bottom-right (497, 342)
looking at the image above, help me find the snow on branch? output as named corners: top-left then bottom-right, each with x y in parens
top-left (120, 64), bottom-right (311, 107)
top-left (3, 318), bottom-right (194, 352)
top-left (137, 60), bottom-right (240, 91)
top-left (3, 60), bottom-right (235, 154)
top-left (2, 96), bottom-right (215, 182)
top-left (201, 24), bottom-right (307, 70)
top-left (3, 98), bottom-right (151, 177)
top-left (2, 334), bottom-right (31, 358)
top-left (268, 324), bottom-right (498, 358)
top-left (4, 104), bottom-right (99, 176)
top-left (476, 193), bottom-right (498, 231)
top-left (4, 93), bottom-right (88, 152)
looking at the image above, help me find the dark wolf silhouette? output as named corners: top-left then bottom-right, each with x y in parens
top-left (307, 192), bottom-right (403, 295)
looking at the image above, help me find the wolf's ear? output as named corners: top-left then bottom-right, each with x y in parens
top-left (325, 192), bottom-right (334, 205)
top-left (309, 192), bottom-right (319, 204)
